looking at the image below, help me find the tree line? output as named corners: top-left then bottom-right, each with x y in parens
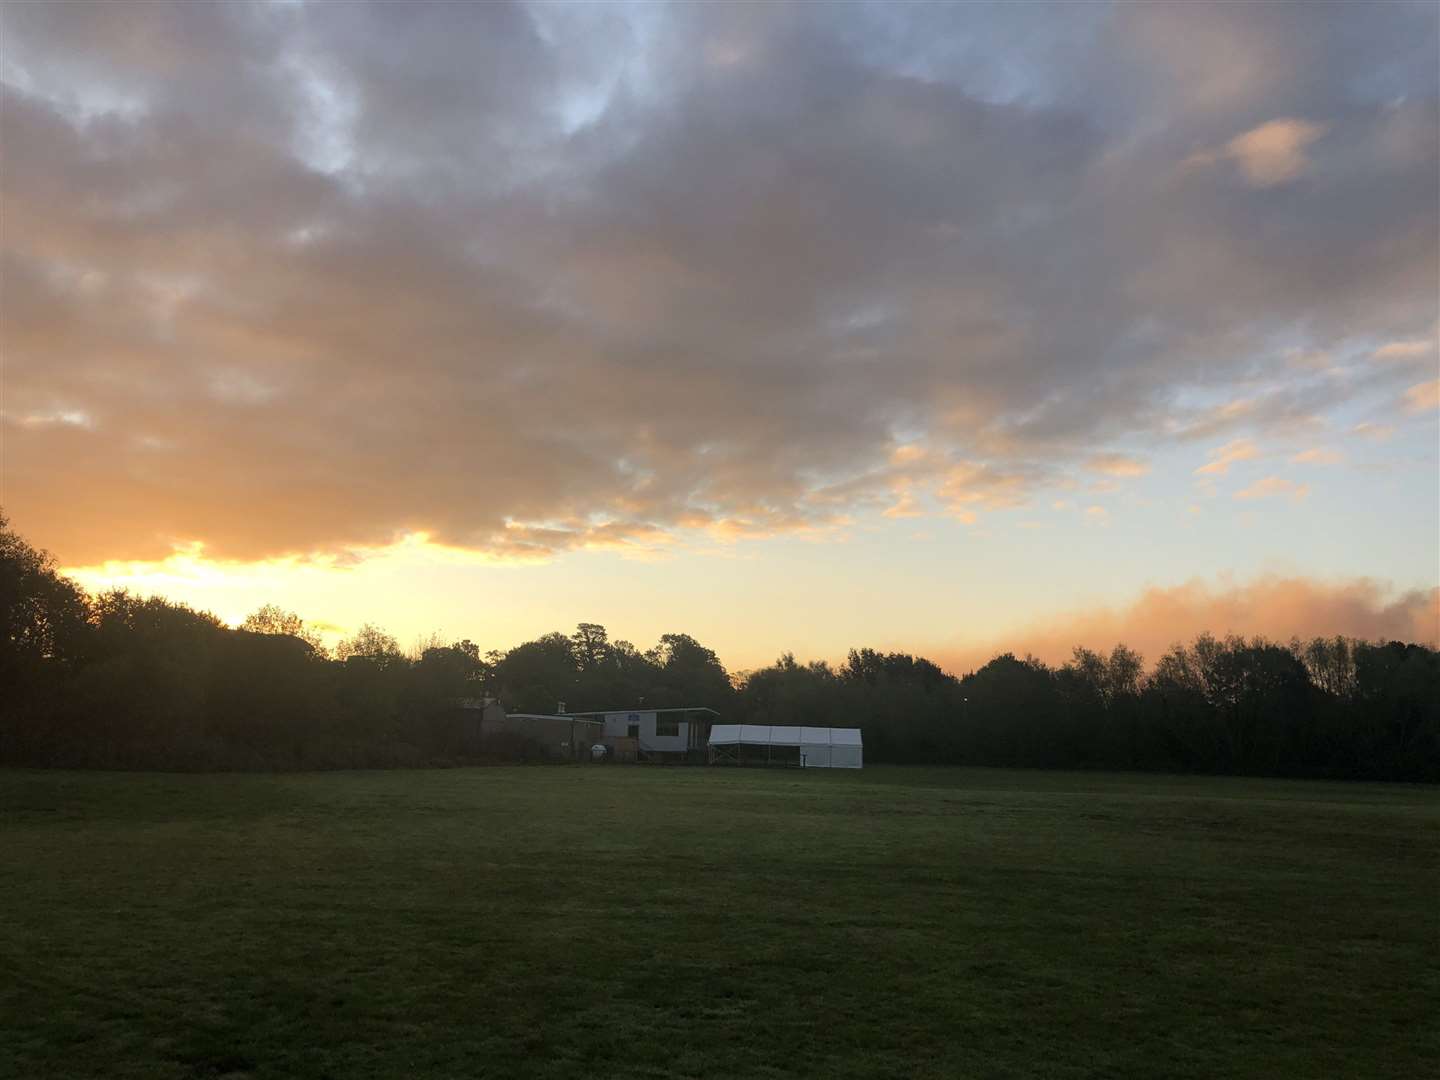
top-left (3, 515), bottom-right (1436, 778)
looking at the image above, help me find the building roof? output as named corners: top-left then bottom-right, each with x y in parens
top-left (708, 725), bottom-right (862, 746)
top-left (506, 713), bottom-right (603, 725)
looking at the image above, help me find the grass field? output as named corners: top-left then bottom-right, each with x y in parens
top-left (2, 766), bottom-right (1436, 1079)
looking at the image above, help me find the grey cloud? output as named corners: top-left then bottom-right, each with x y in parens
top-left (1, 0), bottom-right (1435, 563)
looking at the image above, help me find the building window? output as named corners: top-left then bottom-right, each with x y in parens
top-left (627, 723), bottom-right (640, 740)
top-left (655, 717), bottom-right (679, 737)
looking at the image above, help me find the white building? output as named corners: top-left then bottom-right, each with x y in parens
top-left (707, 725), bottom-right (864, 769)
top-left (566, 707), bottom-right (718, 760)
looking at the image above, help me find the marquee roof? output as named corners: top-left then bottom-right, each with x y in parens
top-left (566, 707), bottom-right (720, 717)
top-left (708, 725), bottom-right (862, 747)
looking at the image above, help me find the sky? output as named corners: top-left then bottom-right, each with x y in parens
top-left (2, 0), bottom-right (1437, 672)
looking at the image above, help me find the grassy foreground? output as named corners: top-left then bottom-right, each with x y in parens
top-left (1, 766), bottom-right (1436, 1080)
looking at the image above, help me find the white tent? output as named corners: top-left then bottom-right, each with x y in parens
top-left (708, 724), bottom-right (863, 769)
top-left (824, 726), bottom-right (864, 769)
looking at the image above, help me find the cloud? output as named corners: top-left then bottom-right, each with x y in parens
top-left (1195, 438), bottom-right (1260, 475)
top-left (937, 575), bottom-right (1440, 672)
top-left (1221, 118), bottom-right (1327, 187)
top-left (1289, 447), bottom-right (1342, 465)
top-left (935, 461), bottom-right (1036, 516)
top-left (1403, 379), bottom-right (1439, 414)
top-left (4, 407), bottom-right (94, 429)
top-left (1351, 422), bottom-right (1396, 441)
top-left (1373, 339), bottom-right (1434, 363)
top-left (1085, 453), bottom-right (1150, 477)
top-left (881, 490), bottom-right (925, 519)
top-left (1, 1), bottom-right (1436, 565)
top-left (1234, 476), bottom-right (1309, 502)
top-left (1285, 348), bottom-right (1333, 371)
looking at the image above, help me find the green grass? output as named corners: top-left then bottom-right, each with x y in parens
top-left (1, 766), bottom-right (1436, 1079)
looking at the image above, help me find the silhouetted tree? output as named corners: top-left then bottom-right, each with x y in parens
top-left (241, 603), bottom-right (328, 656)
top-left (647, 633), bottom-right (735, 712)
top-left (335, 623), bottom-right (402, 665)
top-left (0, 512), bottom-right (90, 676)
top-left (494, 632), bottom-right (581, 713)
top-left (571, 622), bottom-right (612, 671)
top-left (1, 514), bottom-right (94, 763)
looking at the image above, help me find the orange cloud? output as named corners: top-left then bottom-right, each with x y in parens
top-left (1085, 453), bottom-right (1150, 477)
top-left (936, 575), bottom-right (1440, 673)
top-left (1372, 339), bottom-right (1434, 363)
top-left (935, 461), bottom-right (1033, 515)
top-left (1223, 118), bottom-right (1326, 187)
top-left (1403, 379), bottom-right (1439, 414)
top-left (1234, 476), bottom-right (1309, 501)
top-left (882, 490), bottom-right (925, 519)
top-left (1195, 438), bottom-right (1260, 475)
top-left (1289, 447), bottom-right (1342, 465)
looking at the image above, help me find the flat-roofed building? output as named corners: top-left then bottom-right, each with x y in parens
top-left (566, 707), bottom-right (718, 762)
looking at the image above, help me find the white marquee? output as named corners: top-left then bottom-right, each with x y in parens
top-left (708, 724), bottom-right (863, 769)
